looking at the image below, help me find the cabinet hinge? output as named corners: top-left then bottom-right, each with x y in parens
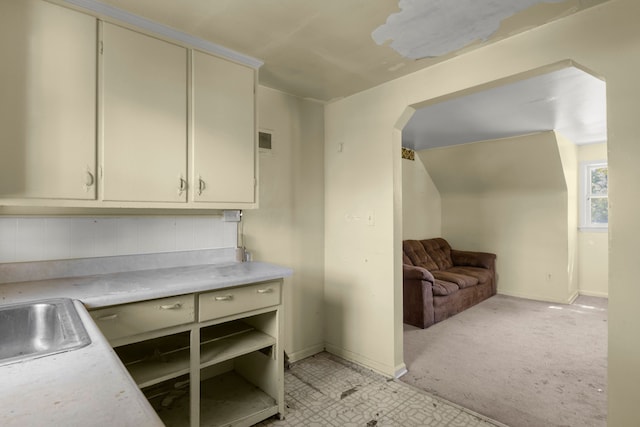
top-left (99, 41), bottom-right (104, 55)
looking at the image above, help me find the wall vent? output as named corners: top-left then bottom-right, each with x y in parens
top-left (259, 131), bottom-right (272, 150)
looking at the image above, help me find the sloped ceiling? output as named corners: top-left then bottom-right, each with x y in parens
top-left (418, 132), bottom-right (567, 194)
top-left (90, 0), bottom-right (609, 102)
top-left (403, 65), bottom-right (607, 150)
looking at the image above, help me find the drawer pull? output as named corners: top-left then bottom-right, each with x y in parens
top-left (160, 303), bottom-right (182, 310)
top-left (257, 288), bottom-right (273, 294)
top-left (215, 295), bottom-right (233, 301)
top-left (98, 313), bottom-right (118, 321)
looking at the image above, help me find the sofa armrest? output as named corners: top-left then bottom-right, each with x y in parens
top-left (403, 264), bottom-right (435, 283)
top-left (451, 249), bottom-right (496, 270)
top-left (403, 272), bottom-right (435, 328)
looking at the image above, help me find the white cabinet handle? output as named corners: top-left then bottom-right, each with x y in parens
top-left (257, 288), bottom-right (273, 294)
top-left (198, 177), bottom-right (206, 196)
top-left (215, 295), bottom-right (233, 301)
top-left (84, 170), bottom-right (95, 192)
top-left (160, 303), bottom-right (182, 310)
top-left (85, 171), bottom-right (95, 187)
top-left (98, 313), bottom-right (118, 321)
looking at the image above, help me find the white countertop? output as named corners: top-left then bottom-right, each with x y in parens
top-left (0, 301), bottom-right (163, 427)
top-left (0, 261), bottom-right (293, 308)
top-left (0, 260), bottom-right (292, 426)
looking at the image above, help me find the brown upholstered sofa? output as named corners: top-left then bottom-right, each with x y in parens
top-left (403, 238), bottom-right (497, 329)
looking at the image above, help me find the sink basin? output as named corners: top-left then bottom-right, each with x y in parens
top-left (0, 298), bottom-right (91, 365)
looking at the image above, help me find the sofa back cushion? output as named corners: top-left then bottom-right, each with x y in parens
top-left (421, 238), bottom-right (454, 270)
top-left (403, 252), bottom-right (413, 266)
top-left (403, 240), bottom-right (439, 271)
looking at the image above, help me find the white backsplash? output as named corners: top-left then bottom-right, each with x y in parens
top-left (0, 216), bottom-right (237, 263)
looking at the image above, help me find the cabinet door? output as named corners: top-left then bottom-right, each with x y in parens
top-left (0, 0), bottom-right (97, 200)
top-left (102, 23), bottom-right (187, 203)
top-left (192, 51), bottom-right (255, 203)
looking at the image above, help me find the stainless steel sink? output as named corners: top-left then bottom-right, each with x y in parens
top-left (0, 298), bottom-right (91, 365)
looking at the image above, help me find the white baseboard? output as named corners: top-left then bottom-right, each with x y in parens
top-left (287, 344), bottom-right (406, 378)
top-left (394, 363), bottom-right (408, 379)
top-left (325, 344), bottom-right (396, 378)
top-left (578, 290), bottom-right (609, 298)
top-left (287, 344), bottom-right (325, 363)
top-left (497, 290), bottom-right (577, 305)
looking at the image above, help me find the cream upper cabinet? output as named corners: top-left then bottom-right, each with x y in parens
top-left (0, 0), bottom-right (97, 200)
top-left (192, 51), bottom-right (256, 204)
top-left (102, 23), bottom-right (188, 203)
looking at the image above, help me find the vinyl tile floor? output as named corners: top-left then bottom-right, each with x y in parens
top-left (257, 352), bottom-right (505, 427)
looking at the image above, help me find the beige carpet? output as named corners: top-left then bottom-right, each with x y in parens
top-left (401, 294), bottom-right (607, 427)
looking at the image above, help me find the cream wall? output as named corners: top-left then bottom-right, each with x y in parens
top-left (243, 86), bottom-right (325, 362)
top-left (578, 142), bottom-right (609, 297)
top-left (401, 156), bottom-right (441, 239)
top-left (324, 86), bottom-right (406, 376)
top-left (418, 132), bottom-right (576, 303)
top-left (324, 0), bottom-right (639, 423)
top-left (556, 132), bottom-right (579, 299)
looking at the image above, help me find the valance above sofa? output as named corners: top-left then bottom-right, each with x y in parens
top-left (403, 238), bottom-right (497, 329)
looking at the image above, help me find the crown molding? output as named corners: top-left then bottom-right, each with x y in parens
top-left (63, 0), bottom-right (263, 69)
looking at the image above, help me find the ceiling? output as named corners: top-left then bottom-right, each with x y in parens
top-left (89, 0), bottom-right (609, 102)
top-left (69, 0), bottom-right (610, 150)
top-left (403, 65), bottom-right (607, 151)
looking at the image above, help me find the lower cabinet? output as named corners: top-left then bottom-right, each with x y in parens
top-left (90, 281), bottom-right (283, 427)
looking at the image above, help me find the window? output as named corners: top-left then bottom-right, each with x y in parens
top-left (580, 160), bottom-right (608, 229)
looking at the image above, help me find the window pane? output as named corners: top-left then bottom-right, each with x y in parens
top-left (590, 167), bottom-right (608, 195)
top-left (591, 198), bottom-right (608, 224)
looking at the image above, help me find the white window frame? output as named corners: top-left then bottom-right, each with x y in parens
top-left (579, 160), bottom-right (608, 230)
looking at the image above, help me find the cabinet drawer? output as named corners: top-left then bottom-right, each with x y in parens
top-left (91, 295), bottom-right (195, 341)
top-left (199, 282), bottom-right (281, 322)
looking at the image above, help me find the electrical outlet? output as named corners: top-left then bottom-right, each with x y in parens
top-left (223, 210), bottom-right (242, 222)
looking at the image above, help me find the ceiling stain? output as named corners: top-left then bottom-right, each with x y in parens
top-left (372, 0), bottom-right (566, 59)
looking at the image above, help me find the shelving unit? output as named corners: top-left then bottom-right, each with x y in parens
top-left (97, 280), bottom-right (284, 427)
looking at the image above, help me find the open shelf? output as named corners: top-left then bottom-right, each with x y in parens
top-left (200, 371), bottom-right (278, 427)
top-left (200, 322), bottom-right (276, 369)
top-left (115, 332), bottom-right (191, 388)
top-left (140, 370), bottom-right (277, 427)
top-left (114, 321), bottom-right (276, 389)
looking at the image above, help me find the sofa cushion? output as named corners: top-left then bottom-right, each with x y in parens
top-left (421, 238), bottom-right (454, 270)
top-left (432, 279), bottom-right (459, 296)
top-left (451, 249), bottom-right (496, 270)
top-left (447, 266), bottom-right (493, 285)
top-left (403, 240), bottom-right (439, 271)
top-left (432, 271), bottom-right (479, 289)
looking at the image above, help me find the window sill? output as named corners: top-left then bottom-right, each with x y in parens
top-left (578, 226), bottom-right (608, 233)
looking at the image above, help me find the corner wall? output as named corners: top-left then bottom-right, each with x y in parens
top-left (402, 155), bottom-right (441, 239)
top-left (556, 132), bottom-right (579, 300)
top-left (243, 86), bottom-right (325, 361)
